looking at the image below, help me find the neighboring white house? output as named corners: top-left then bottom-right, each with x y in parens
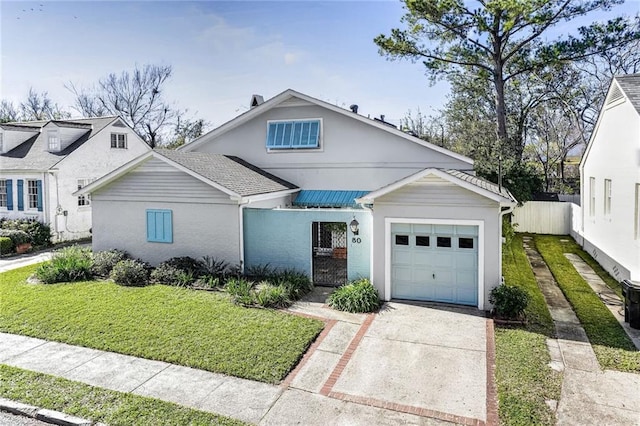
top-left (79, 90), bottom-right (516, 310)
top-left (0, 117), bottom-right (150, 241)
top-left (578, 74), bottom-right (640, 282)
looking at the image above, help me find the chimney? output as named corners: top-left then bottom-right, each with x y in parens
top-left (349, 104), bottom-right (359, 114)
top-left (250, 94), bottom-right (264, 109)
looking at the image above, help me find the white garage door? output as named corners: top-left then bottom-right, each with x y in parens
top-left (391, 223), bottom-right (478, 306)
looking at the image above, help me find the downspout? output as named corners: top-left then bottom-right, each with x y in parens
top-left (47, 170), bottom-right (61, 241)
top-left (238, 200), bottom-right (250, 274)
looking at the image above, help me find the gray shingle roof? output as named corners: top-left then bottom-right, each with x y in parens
top-left (154, 150), bottom-right (298, 197)
top-left (0, 117), bottom-right (117, 170)
top-left (444, 169), bottom-right (516, 201)
top-left (615, 74), bottom-right (640, 114)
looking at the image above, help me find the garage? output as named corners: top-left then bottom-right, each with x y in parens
top-left (391, 223), bottom-right (479, 306)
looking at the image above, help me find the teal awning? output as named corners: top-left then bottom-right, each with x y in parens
top-left (292, 190), bottom-right (370, 208)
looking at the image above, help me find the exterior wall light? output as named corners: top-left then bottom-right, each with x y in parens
top-left (350, 218), bottom-right (360, 235)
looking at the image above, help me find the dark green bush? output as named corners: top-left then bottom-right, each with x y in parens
top-left (92, 249), bottom-right (129, 277)
top-left (201, 256), bottom-right (229, 279)
top-left (0, 237), bottom-right (14, 254)
top-left (490, 284), bottom-right (530, 319)
top-left (110, 259), bottom-right (150, 287)
top-left (244, 264), bottom-right (276, 281)
top-left (271, 269), bottom-right (313, 300)
top-left (0, 218), bottom-right (51, 247)
top-left (192, 276), bottom-right (220, 289)
top-left (0, 229), bottom-right (31, 245)
top-left (328, 278), bottom-right (381, 313)
top-left (163, 256), bottom-right (207, 276)
top-left (35, 246), bottom-right (93, 284)
top-left (150, 263), bottom-right (187, 285)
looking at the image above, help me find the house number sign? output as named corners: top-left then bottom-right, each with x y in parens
top-left (352, 237), bottom-right (362, 244)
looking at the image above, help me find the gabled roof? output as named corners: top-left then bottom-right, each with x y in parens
top-left (581, 74), bottom-right (640, 170)
top-left (0, 116), bottom-right (118, 170)
top-left (614, 74), bottom-right (640, 114)
top-left (179, 89), bottom-right (473, 166)
top-left (76, 150), bottom-right (299, 201)
top-left (356, 168), bottom-right (517, 205)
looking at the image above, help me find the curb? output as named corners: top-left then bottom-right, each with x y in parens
top-left (0, 397), bottom-right (103, 426)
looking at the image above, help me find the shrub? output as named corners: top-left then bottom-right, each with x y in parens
top-left (92, 249), bottom-right (129, 278)
top-left (225, 278), bottom-right (255, 305)
top-left (0, 229), bottom-right (31, 246)
top-left (254, 282), bottom-right (290, 308)
top-left (35, 246), bottom-right (93, 284)
top-left (110, 259), bottom-right (150, 287)
top-left (490, 284), bottom-right (530, 319)
top-left (328, 278), bottom-right (381, 313)
top-left (271, 269), bottom-right (313, 300)
top-left (244, 264), bottom-right (276, 281)
top-left (201, 256), bottom-right (229, 279)
top-left (0, 237), bottom-right (14, 254)
top-left (163, 256), bottom-right (207, 276)
top-left (150, 263), bottom-right (185, 285)
top-left (0, 218), bottom-right (51, 247)
top-left (192, 276), bottom-right (220, 289)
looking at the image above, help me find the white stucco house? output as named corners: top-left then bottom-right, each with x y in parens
top-left (78, 90), bottom-right (516, 310)
top-left (578, 74), bottom-right (640, 282)
top-left (0, 117), bottom-right (150, 241)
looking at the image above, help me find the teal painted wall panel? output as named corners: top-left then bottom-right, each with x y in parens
top-left (243, 208), bottom-right (371, 281)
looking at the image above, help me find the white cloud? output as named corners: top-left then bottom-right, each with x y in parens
top-left (284, 52), bottom-right (298, 65)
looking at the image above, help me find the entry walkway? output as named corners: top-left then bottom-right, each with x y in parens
top-left (522, 237), bottom-right (640, 425)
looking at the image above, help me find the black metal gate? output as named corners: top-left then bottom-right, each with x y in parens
top-left (312, 222), bottom-right (347, 286)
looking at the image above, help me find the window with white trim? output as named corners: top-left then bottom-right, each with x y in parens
top-left (110, 133), bottom-right (127, 149)
top-left (27, 180), bottom-right (39, 210)
top-left (635, 184), bottom-right (640, 239)
top-left (266, 119), bottom-right (320, 149)
top-left (589, 177), bottom-right (595, 217)
top-left (77, 178), bottom-right (94, 206)
top-left (48, 130), bottom-right (60, 151)
top-left (604, 179), bottom-right (612, 215)
top-left (0, 180), bottom-right (6, 208)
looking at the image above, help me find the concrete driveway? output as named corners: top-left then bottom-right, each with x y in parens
top-left (277, 299), bottom-right (493, 425)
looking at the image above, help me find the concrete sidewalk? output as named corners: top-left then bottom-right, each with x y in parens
top-left (523, 237), bottom-right (640, 425)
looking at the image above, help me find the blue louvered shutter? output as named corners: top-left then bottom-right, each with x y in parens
top-left (36, 180), bottom-right (43, 211)
top-left (17, 180), bottom-right (24, 211)
top-left (146, 209), bottom-right (172, 243)
top-left (6, 179), bottom-right (13, 210)
top-left (267, 120), bottom-right (320, 149)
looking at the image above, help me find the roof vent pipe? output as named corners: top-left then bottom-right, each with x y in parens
top-left (250, 94), bottom-right (264, 108)
top-left (349, 104), bottom-right (359, 114)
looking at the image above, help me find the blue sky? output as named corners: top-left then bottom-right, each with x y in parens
top-left (1, 1), bottom-right (639, 128)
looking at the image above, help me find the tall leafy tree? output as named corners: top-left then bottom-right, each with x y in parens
top-left (375, 0), bottom-right (640, 162)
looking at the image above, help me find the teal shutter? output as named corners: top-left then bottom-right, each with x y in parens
top-left (36, 180), bottom-right (43, 211)
top-left (267, 120), bottom-right (320, 149)
top-left (6, 179), bottom-right (13, 210)
top-left (17, 180), bottom-right (24, 211)
top-left (146, 209), bottom-right (172, 243)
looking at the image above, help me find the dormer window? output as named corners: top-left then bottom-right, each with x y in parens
top-left (111, 133), bottom-right (127, 149)
top-left (48, 130), bottom-right (60, 151)
top-left (266, 119), bottom-right (321, 150)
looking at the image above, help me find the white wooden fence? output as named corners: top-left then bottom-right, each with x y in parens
top-left (512, 201), bottom-right (573, 235)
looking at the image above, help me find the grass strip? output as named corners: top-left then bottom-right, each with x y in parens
top-left (0, 265), bottom-right (324, 384)
top-left (495, 235), bottom-right (561, 426)
top-left (534, 235), bottom-right (640, 373)
top-left (0, 364), bottom-right (245, 426)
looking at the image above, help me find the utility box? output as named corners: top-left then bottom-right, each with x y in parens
top-left (621, 280), bottom-right (640, 329)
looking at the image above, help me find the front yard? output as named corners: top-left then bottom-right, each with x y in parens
top-left (0, 265), bottom-right (324, 384)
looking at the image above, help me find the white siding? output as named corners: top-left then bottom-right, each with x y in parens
top-left (512, 202), bottom-right (572, 235)
top-left (581, 96), bottom-right (640, 280)
top-left (191, 104), bottom-right (472, 190)
top-left (92, 199), bottom-right (240, 266)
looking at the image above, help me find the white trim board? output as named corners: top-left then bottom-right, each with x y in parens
top-left (384, 217), bottom-right (485, 310)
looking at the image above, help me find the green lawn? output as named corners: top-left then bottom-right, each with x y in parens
top-left (533, 235), bottom-right (640, 373)
top-left (495, 234), bottom-right (561, 426)
top-left (0, 265), bottom-right (324, 384)
top-left (0, 364), bottom-right (245, 426)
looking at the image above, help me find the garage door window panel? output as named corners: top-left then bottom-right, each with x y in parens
top-left (437, 236), bottom-right (452, 248)
top-left (395, 235), bottom-right (409, 246)
top-left (415, 236), bottom-right (430, 247)
top-left (458, 238), bottom-right (474, 249)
